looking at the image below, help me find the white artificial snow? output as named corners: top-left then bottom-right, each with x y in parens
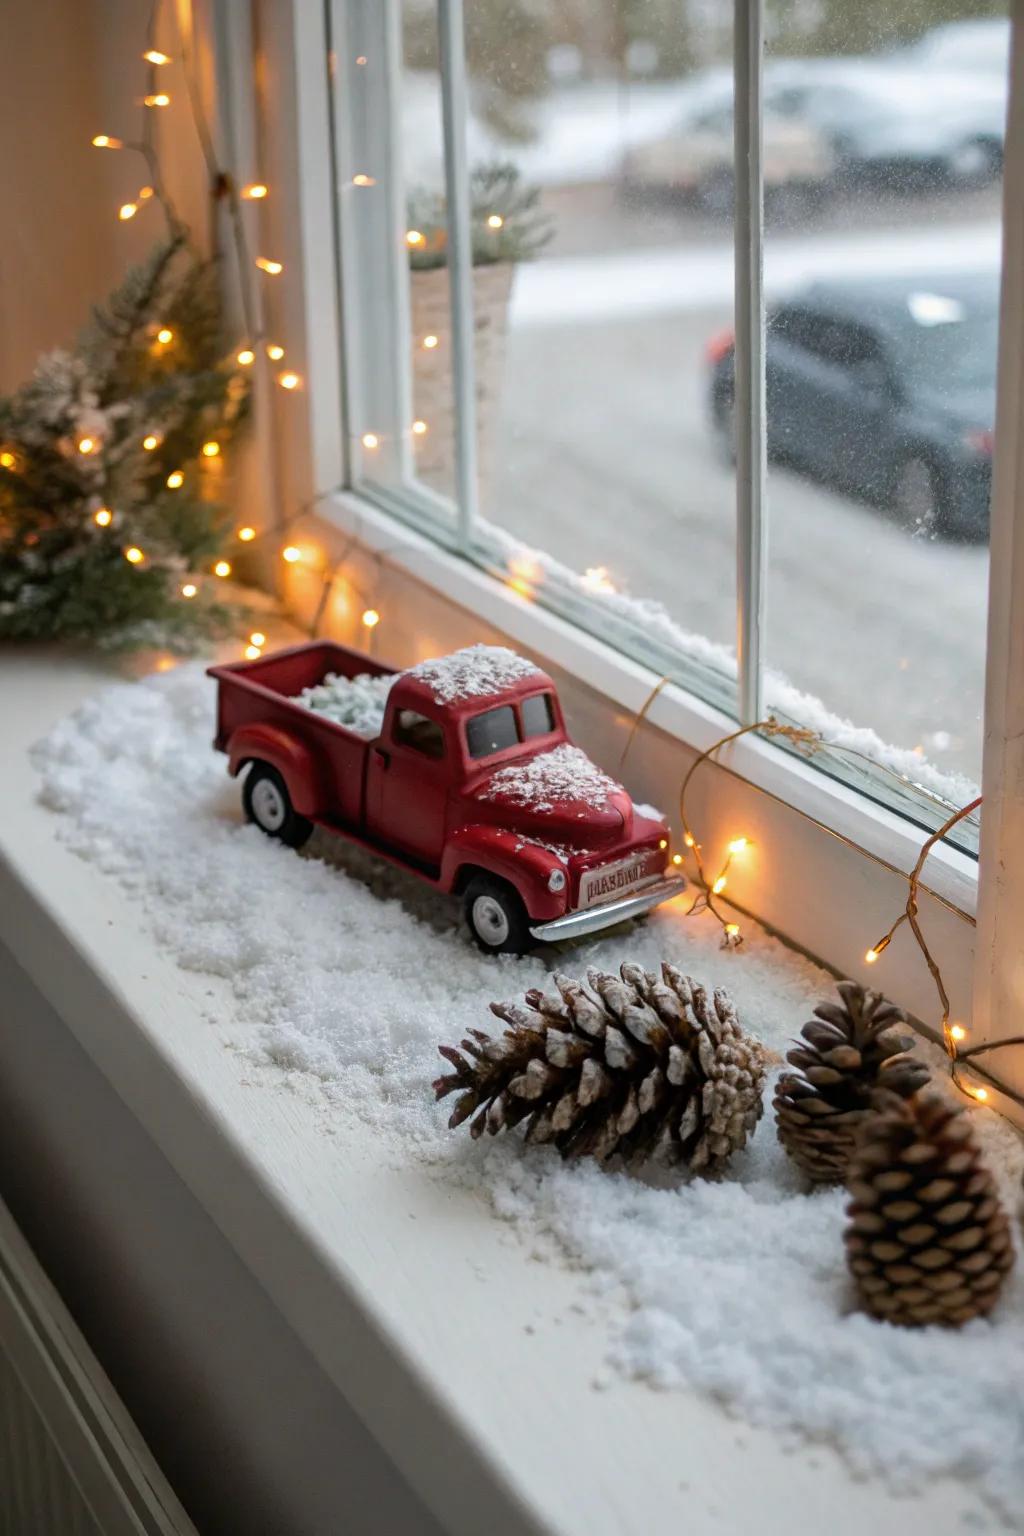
top-left (32, 665), bottom-right (1024, 1527)
top-left (513, 837), bottom-right (582, 866)
top-left (483, 744), bottom-right (619, 811)
top-left (487, 524), bottom-right (982, 809)
top-left (408, 643), bottom-right (541, 704)
top-left (632, 802), bottom-right (667, 823)
top-left (292, 670), bottom-right (395, 738)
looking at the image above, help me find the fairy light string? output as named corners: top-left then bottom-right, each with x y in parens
top-left (863, 792), bottom-right (1024, 1107)
top-left (622, 686), bottom-right (1024, 1110)
top-left (81, 0), bottom-right (520, 657)
top-left (675, 717), bottom-right (818, 943)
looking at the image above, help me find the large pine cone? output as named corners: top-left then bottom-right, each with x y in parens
top-left (845, 1092), bottom-right (1014, 1327)
top-left (434, 962), bottom-right (768, 1171)
top-left (774, 980), bottom-right (929, 1184)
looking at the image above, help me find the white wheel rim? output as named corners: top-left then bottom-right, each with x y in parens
top-left (951, 142), bottom-right (986, 178)
top-left (251, 776), bottom-right (287, 832)
top-left (898, 460), bottom-right (936, 530)
top-left (472, 894), bottom-right (510, 947)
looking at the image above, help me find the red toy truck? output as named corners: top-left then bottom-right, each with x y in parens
top-left (208, 640), bottom-right (684, 953)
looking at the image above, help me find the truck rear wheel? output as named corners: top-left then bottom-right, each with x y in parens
top-left (463, 876), bottom-right (532, 956)
top-left (242, 763), bottom-right (314, 850)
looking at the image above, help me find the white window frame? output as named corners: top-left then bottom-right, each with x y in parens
top-left (224, 0), bottom-right (1024, 1121)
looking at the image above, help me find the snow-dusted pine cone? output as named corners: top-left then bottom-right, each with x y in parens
top-left (434, 962), bottom-right (769, 1171)
top-left (774, 980), bottom-right (929, 1184)
top-left (845, 1092), bottom-right (1014, 1327)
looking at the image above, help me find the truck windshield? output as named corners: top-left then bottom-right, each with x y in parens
top-left (466, 705), bottom-right (519, 759)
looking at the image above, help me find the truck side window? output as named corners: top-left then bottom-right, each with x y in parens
top-left (520, 692), bottom-right (555, 738)
top-left (393, 709), bottom-right (446, 760)
top-left (466, 705), bottom-right (519, 759)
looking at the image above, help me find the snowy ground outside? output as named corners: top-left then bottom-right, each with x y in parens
top-left (480, 182), bottom-right (1000, 793)
top-left (400, 64), bottom-right (999, 794)
top-left (33, 665), bottom-right (1024, 1529)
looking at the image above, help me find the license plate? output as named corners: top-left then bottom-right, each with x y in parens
top-left (579, 854), bottom-right (658, 910)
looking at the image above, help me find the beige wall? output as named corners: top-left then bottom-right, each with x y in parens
top-left (0, 0), bottom-right (213, 393)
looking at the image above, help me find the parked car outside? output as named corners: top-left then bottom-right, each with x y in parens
top-left (891, 17), bottom-right (1009, 77)
top-left (707, 271), bottom-right (997, 539)
top-left (622, 87), bottom-right (834, 214)
top-left (764, 58), bottom-right (1006, 186)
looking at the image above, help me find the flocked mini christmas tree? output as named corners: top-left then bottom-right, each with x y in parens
top-left (0, 235), bottom-right (247, 650)
top-left (845, 1090), bottom-right (1014, 1327)
top-left (435, 961), bottom-right (768, 1170)
top-left (774, 980), bottom-right (929, 1184)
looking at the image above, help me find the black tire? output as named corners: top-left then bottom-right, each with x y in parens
top-left (711, 387), bottom-right (735, 466)
top-left (764, 180), bottom-right (818, 229)
top-left (242, 762), bottom-right (314, 849)
top-left (463, 875), bottom-right (532, 956)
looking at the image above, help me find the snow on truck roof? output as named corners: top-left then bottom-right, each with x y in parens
top-left (289, 645), bottom-right (551, 738)
top-left (405, 645), bottom-right (545, 707)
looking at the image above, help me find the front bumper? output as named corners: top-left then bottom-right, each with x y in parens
top-left (528, 875), bottom-right (687, 943)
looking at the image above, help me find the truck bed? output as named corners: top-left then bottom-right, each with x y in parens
top-left (209, 641), bottom-right (395, 828)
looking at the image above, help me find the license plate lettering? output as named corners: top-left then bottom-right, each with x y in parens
top-left (581, 856), bottom-right (652, 909)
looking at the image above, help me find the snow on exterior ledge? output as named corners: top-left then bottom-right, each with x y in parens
top-left (486, 524), bottom-right (981, 811)
top-left (408, 644), bottom-right (542, 705)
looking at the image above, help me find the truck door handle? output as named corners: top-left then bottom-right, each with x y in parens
top-left (375, 747), bottom-right (390, 769)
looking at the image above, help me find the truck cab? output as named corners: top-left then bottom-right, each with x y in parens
top-left (363, 672), bottom-right (567, 869)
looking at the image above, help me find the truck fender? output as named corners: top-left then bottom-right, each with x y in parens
top-left (226, 722), bottom-right (323, 818)
top-left (440, 824), bottom-right (568, 922)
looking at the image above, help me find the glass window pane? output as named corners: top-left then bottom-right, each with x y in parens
top-left (393, 1), bottom-right (738, 708)
top-left (521, 691), bottom-right (555, 737)
top-left (466, 704), bottom-right (519, 757)
top-left (394, 708), bottom-right (447, 757)
top-left (762, 6), bottom-right (1005, 844)
top-left (330, 3), bottom-right (459, 527)
top-left (403, 3), bottom-right (460, 504)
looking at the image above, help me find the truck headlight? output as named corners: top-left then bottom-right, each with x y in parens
top-left (548, 868), bottom-right (567, 893)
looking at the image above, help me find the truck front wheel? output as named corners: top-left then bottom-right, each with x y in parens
top-left (242, 763), bottom-right (314, 850)
top-left (463, 876), bottom-right (532, 955)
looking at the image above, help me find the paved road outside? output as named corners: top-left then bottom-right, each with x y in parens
top-left (484, 182), bottom-right (1000, 790)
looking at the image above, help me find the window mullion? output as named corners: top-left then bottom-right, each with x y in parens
top-left (733, 0), bottom-right (767, 725)
top-left (437, 0), bottom-right (480, 552)
top-left (973, 0), bottom-right (1024, 1112)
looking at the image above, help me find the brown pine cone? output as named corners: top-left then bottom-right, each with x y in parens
top-left (845, 1091), bottom-right (1014, 1327)
top-left (774, 980), bottom-right (929, 1184)
top-left (434, 962), bottom-right (769, 1171)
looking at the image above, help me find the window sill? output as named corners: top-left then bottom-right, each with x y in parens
top-left (0, 647), bottom-right (989, 1534)
top-left (323, 489), bottom-right (978, 920)
top-left (289, 488), bottom-right (988, 1075)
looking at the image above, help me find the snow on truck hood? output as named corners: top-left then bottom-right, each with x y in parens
top-left (480, 744), bottom-right (618, 812)
top-left (474, 744), bottom-right (634, 845)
